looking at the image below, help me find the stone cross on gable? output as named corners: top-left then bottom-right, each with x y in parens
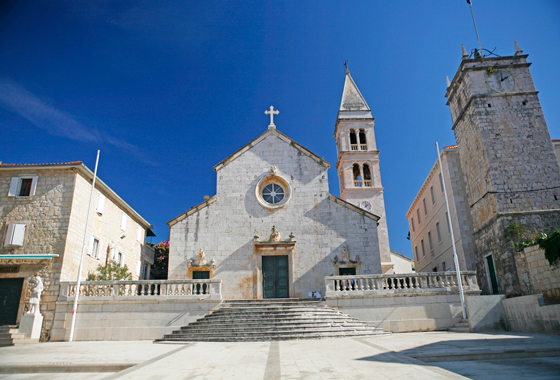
top-left (265, 106), bottom-right (279, 129)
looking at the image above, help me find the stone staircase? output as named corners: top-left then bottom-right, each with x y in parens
top-left (448, 318), bottom-right (470, 332)
top-left (157, 299), bottom-right (388, 342)
top-left (0, 325), bottom-right (36, 347)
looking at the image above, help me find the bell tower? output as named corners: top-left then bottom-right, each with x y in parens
top-left (334, 68), bottom-right (392, 273)
top-left (446, 42), bottom-right (560, 295)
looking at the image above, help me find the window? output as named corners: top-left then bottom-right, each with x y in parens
top-left (442, 261), bottom-right (446, 272)
top-left (349, 129), bottom-right (357, 150)
top-left (362, 164), bottom-right (372, 187)
top-left (411, 217), bottom-right (415, 232)
top-left (421, 239), bottom-right (426, 257)
top-left (445, 212), bottom-right (451, 233)
top-left (8, 176), bottom-right (38, 197)
top-left (88, 237), bottom-right (100, 259)
top-left (115, 252), bottom-right (122, 265)
top-left (136, 226), bottom-right (143, 242)
top-left (4, 223), bottom-right (26, 247)
top-left (359, 129), bottom-right (367, 150)
top-left (415, 246), bottom-right (419, 262)
top-left (423, 198), bottom-right (428, 215)
top-left (428, 231), bottom-right (433, 251)
top-left (262, 183), bottom-right (285, 204)
top-left (353, 164), bottom-right (362, 187)
top-left (430, 186), bottom-right (436, 205)
top-left (96, 193), bottom-right (105, 214)
top-left (121, 213), bottom-right (127, 231)
top-left (416, 209), bottom-right (421, 224)
top-left (439, 173), bottom-right (444, 193)
top-left (436, 222), bottom-right (442, 243)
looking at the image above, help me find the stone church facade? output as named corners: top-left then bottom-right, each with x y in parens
top-left (168, 72), bottom-right (392, 299)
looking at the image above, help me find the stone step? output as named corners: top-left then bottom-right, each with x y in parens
top-left (185, 321), bottom-right (369, 329)
top-left (0, 337), bottom-right (14, 347)
top-left (157, 299), bottom-right (387, 342)
top-left (176, 324), bottom-right (377, 334)
top-left (448, 318), bottom-right (470, 332)
top-left (159, 331), bottom-right (387, 342)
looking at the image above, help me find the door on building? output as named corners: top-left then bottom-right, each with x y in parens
top-left (262, 255), bottom-right (289, 299)
top-left (486, 254), bottom-right (499, 294)
top-left (0, 278), bottom-right (24, 325)
top-left (193, 271), bottom-right (210, 294)
top-left (338, 267), bottom-right (356, 276)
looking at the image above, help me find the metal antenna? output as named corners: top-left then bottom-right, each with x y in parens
top-left (467, 0), bottom-right (484, 58)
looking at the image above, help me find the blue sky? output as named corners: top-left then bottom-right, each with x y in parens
top-left (1, 1), bottom-right (559, 258)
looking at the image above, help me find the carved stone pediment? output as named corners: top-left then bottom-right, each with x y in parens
top-left (333, 245), bottom-right (361, 266)
top-left (187, 248), bottom-right (216, 268)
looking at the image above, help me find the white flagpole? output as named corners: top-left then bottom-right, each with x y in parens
top-left (468, 1), bottom-right (484, 57)
top-left (436, 143), bottom-right (467, 320)
top-left (68, 150), bottom-right (100, 342)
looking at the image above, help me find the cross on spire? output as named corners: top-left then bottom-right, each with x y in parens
top-left (265, 106), bottom-right (279, 129)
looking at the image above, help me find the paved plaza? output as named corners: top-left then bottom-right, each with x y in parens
top-left (1, 332), bottom-right (560, 379)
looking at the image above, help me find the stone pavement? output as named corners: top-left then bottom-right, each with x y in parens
top-left (1, 332), bottom-right (560, 379)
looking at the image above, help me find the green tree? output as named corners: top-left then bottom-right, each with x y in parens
top-left (87, 261), bottom-right (132, 281)
top-left (151, 240), bottom-right (169, 279)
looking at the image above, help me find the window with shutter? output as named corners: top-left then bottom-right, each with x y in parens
top-left (121, 213), bottom-right (127, 231)
top-left (4, 223), bottom-right (26, 247)
top-left (88, 236), bottom-right (100, 258)
top-left (7, 176), bottom-right (38, 197)
top-left (136, 226), bottom-right (143, 242)
top-left (97, 194), bottom-right (105, 214)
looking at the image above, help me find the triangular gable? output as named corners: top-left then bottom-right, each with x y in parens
top-left (213, 128), bottom-right (330, 171)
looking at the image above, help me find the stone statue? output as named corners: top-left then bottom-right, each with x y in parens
top-left (210, 258), bottom-right (216, 267)
top-left (197, 248), bottom-right (207, 266)
top-left (28, 273), bottom-right (43, 314)
top-left (269, 225), bottom-right (281, 242)
top-left (341, 245), bottom-right (350, 263)
top-left (270, 166), bottom-right (278, 176)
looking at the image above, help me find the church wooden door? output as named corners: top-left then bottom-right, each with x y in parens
top-left (0, 278), bottom-right (24, 325)
top-left (262, 255), bottom-right (289, 299)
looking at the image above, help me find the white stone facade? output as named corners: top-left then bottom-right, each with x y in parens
top-left (407, 146), bottom-right (476, 274)
top-left (168, 129), bottom-right (383, 299)
top-left (0, 162), bottom-right (152, 340)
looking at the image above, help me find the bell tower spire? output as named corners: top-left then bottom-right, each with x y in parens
top-left (334, 68), bottom-right (392, 273)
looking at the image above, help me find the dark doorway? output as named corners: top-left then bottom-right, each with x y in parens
top-left (338, 267), bottom-right (356, 276)
top-left (0, 278), bottom-right (24, 325)
top-left (193, 271), bottom-right (210, 294)
top-left (262, 255), bottom-right (289, 299)
top-left (486, 255), bottom-right (499, 294)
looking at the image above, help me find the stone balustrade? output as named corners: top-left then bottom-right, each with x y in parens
top-left (325, 271), bottom-right (479, 297)
top-left (59, 279), bottom-right (222, 300)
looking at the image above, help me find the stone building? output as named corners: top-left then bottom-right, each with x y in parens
top-left (406, 145), bottom-right (476, 274)
top-left (0, 161), bottom-right (153, 340)
top-left (443, 42), bottom-right (560, 296)
top-left (168, 70), bottom-right (392, 299)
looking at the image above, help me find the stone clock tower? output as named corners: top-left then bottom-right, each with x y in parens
top-left (335, 68), bottom-right (392, 273)
top-left (446, 42), bottom-right (560, 295)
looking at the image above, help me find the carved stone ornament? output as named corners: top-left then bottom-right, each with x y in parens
top-left (342, 245), bottom-right (350, 262)
top-left (269, 166), bottom-right (278, 176)
top-left (334, 245), bottom-right (361, 265)
top-left (269, 225), bottom-right (281, 242)
top-left (187, 249), bottom-right (216, 268)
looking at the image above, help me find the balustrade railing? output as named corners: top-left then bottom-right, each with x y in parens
top-left (325, 271), bottom-right (478, 296)
top-left (360, 144), bottom-right (367, 150)
top-left (363, 180), bottom-right (372, 187)
top-left (351, 144), bottom-right (358, 151)
top-left (59, 279), bottom-right (222, 300)
top-left (354, 180), bottom-right (362, 187)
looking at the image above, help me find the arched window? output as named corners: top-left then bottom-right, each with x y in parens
top-left (353, 164), bottom-right (362, 187)
top-left (359, 129), bottom-right (367, 150)
top-left (363, 164), bottom-right (372, 187)
top-left (349, 130), bottom-right (358, 150)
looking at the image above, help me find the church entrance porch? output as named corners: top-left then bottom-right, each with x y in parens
top-left (262, 255), bottom-right (289, 298)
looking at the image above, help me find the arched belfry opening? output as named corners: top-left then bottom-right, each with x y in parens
top-left (359, 129), bottom-right (367, 150)
top-left (352, 164), bottom-right (362, 187)
top-left (349, 129), bottom-right (358, 150)
top-left (363, 164), bottom-right (372, 187)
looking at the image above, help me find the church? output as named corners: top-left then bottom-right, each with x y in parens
top-left (168, 69), bottom-right (393, 299)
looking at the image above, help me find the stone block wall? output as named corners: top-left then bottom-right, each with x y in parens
top-left (502, 294), bottom-right (560, 333)
top-left (52, 298), bottom-right (220, 341)
top-left (0, 168), bottom-right (76, 340)
top-left (516, 245), bottom-right (560, 302)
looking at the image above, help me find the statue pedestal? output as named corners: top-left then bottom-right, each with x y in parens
top-left (20, 312), bottom-right (43, 340)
